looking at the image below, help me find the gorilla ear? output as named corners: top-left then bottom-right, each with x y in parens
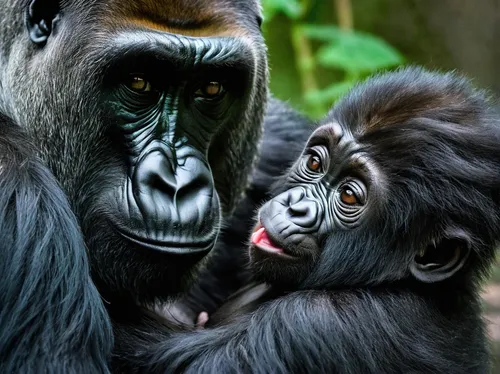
top-left (25, 0), bottom-right (61, 45)
top-left (256, 15), bottom-right (263, 28)
top-left (410, 228), bottom-right (471, 283)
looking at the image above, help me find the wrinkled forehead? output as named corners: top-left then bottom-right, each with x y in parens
top-left (101, 0), bottom-right (260, 37)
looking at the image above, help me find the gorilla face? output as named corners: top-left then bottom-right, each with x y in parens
top-left (0, 0), bottom-right (267, 302)
top-left (100, 34), bottom-right (256, 255)
top-left (250, 123), bottom-right (381, 287)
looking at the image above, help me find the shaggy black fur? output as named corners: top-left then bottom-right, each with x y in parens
top-left (114, 68), bottom-right (500, 373)
top-left (0, 115), bottom-right (113, 373)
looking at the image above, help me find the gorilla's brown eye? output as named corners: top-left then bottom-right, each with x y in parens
top-left (307, 155), bottom-right (322, 172)
top-left (195, 82), bottom-right (224, 98)
top-left (340, 187), bottom-right (359, 205)
top-left (126, 75), bottom-right (152, 93)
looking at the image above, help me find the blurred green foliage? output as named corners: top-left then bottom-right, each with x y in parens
top-left (262, 0), bottom-right (304, 20)
top-left (262, 0), bottom-right (405, 118)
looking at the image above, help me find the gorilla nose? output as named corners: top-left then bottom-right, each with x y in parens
top-left (280, 188), bottom-right (319, 228)
top-left (133, 149), bottom-right (218, 228)
top-left (142, 157), bottom-right (177, 196)
top-left (287, 200), bottom-right (318, 228)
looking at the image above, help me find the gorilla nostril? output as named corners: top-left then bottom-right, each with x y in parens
top-left (151, 174), bottom-right (172, 190)
top-left (281, 187), bottom-right (306, 206)
top-left (288, 201), bottom-right (311, 216)
top-left (287, 201), bottom-right (317, 228)
top-left (173, 173), bottom-right (216, 226)
top-left (175, 177), bottom-right (211, 203)
top-left (147, 172), bottom-right (177, 196)
top-left (135, 150), bottom-right (179, 197)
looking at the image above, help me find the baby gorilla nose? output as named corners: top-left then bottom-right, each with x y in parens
top-left (287, 200), bottom-right (318, 228)
top-left (283, 188), bottom-right (319, 229)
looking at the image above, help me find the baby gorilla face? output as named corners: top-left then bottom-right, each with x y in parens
top-left (249, 188), bottom-right (323, 287)
top-left (248, 123), bottom-right (376, 287)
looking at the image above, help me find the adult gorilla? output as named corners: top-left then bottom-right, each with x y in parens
top-left (0, 0), bottom-right (311, 371)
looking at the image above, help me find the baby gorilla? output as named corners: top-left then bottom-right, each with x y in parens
top-left (123, 67), bottom-right (500, 374)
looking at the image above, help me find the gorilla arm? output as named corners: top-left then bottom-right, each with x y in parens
top-left (113, 290), bottom-right (475, 374)
top-left (0, 115), bottom-right (113, 372)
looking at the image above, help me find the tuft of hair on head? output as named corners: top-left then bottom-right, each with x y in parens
top-left (331, 66), bottom-right (494, 135)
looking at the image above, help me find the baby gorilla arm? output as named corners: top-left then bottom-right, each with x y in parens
top-left (113, 290), bottom-right (481, 374)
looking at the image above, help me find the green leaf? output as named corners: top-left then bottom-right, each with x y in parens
top-left (305, 81), bottom-right (356, 105)
top-left (300, 24), bottom-right (342, 42)
top-left (262, 0), bottom-right (303, 22)
top-left (316, 31), bottom-right (404, 73)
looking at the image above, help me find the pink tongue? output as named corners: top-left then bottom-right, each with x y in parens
top-left (251, 227), bottom-right (284, 253)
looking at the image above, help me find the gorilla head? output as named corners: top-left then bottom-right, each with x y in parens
top-left (251, 67), bottom-right (500, 290)
top-left (0, 0), bottom-right (267, 306)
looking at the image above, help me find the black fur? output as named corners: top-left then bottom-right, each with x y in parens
top-left (113, 68), bottom-right (500, 373)
top-left (0, 115), bottom-right (113, 372)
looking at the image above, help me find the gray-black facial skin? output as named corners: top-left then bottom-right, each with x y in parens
top-left (0, 0), bottom-right (268, 303)
top-left (251, 123), bottom-right (383, 287)
top-left (100, 32), bottom-right (256, 255)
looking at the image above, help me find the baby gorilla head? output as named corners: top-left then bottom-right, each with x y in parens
top-left (250, 67), bottom-right (500, 290)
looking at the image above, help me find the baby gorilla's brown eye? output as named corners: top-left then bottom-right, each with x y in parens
top-left (126, 74), bottom-right (153, 93)
top-left (307, 155), bottom-right (322, 172)
top-left (195, 82), bottom-right (224, 98)
top-left (340, 187), bottom-right (359, 205)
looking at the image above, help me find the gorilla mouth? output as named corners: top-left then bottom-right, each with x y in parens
top-left (251, 223), bottom-right (294, 258)
top-left (118, 229), bottom-right (215, 255)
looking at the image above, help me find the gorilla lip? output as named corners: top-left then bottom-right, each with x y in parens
top-left (251, 225), bottom-right (285, 254)
top-left (117, 229), bottom-right (214, 255)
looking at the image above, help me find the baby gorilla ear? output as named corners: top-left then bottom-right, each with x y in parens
top-left (410, 228), bottom-right (471, 283)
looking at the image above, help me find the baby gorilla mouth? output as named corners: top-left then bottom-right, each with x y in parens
top-left (249, 221), bottom-right (313, 287)
top-left (251, 223), bottom-right (295, 259)
top-left (251, 225), bottom-right (284, 253)
top-left (249, 191), bottom-right (323, 286)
